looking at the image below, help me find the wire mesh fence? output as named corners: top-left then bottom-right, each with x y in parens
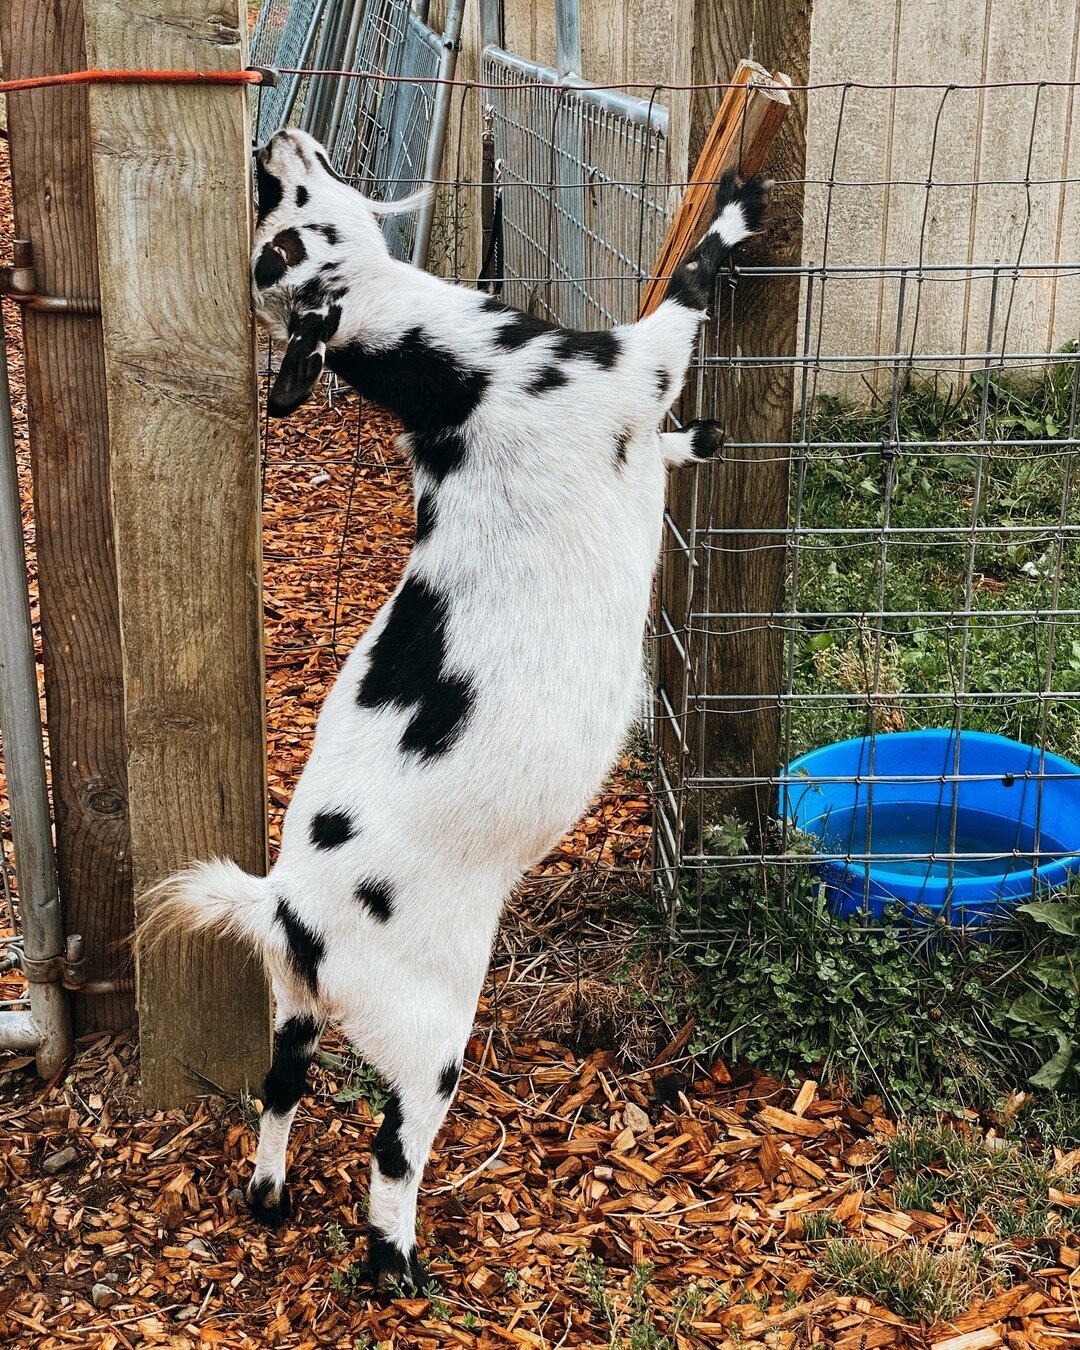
top-left (482, 46), bottom-right (671, 328)
top-left (652, 81), bottom-right (1080, 933)
top-left (249, 0), bottom-right (324, 141)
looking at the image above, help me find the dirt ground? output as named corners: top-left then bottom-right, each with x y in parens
top-left (1, 138), bottom-right (1079, 1350)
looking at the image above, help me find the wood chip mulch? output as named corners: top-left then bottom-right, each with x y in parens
top-left (2, 138), bottom-right (1079, 1350)
top-left (2, 1028), bottom-right (1079, 1349)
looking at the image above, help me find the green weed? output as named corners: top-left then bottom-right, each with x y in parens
top-left (802, 1210), bottom-right (846, 1242)
top-left (318, 1049), bottom-right (391, 1113)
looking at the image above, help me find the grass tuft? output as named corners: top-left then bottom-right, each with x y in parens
top-left (817, 1239), bottom-right (988, 1324)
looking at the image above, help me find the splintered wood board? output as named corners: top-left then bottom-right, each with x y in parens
top-left (638, 59), bottom-right (791, 318)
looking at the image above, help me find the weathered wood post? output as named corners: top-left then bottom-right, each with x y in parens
top-left (81, 0), bottom-right (271, 1104)
top-left (661, 1), bottom-right (811, 845)
top-left (0, 0), bottom-right (135, 1035)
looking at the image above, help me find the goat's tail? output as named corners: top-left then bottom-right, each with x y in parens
top-left (136, 858), bottom-right (274, 963)
top-left (366, 185), bottom-right (432, 218)
top-left (663, 171), bottom-right (770, 311)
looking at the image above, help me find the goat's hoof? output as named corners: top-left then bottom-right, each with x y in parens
top-left (367, 1228), bottom-right (424, 1295)
top-left (247, 1176), bottom-right (292, 1229)
top-left (687, 419), bottom-right (725, 460)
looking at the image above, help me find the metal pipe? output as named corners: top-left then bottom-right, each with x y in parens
top-left (479, 0), bottom-right (501, 48)
top-left (482, 44), bottom-right (668, 134)
top-left (280, 0), bottom-right (329, 127)
top-left (302, 0), bottom-right (351, 137)
top-left (554, 0), bottom-right (581, 78)
top-left (0, 320), bottom-right (72, 1078)
top-left (325, 0), bottom-right (367, 151)
top-left (0, 1011), bottom-right (40, 1053)
top-left (412, 0), bottom-right (466, 268)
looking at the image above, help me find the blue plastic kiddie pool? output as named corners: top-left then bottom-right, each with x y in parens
top-left (779, 729), bottom-right (1080, 924)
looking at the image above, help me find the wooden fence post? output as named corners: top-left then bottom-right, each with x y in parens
top-left (0, 0), bottom-right (135, 1033)
top-left (81, 0), bottom-right (271, 1105)
top-left (660, 3), bottom-right (811, 843)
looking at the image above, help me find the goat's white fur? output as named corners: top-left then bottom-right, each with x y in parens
top-left (140, 128), bottom-right (764, 1286)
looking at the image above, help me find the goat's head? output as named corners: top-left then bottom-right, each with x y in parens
top-left (252, 128), bottom-right (426, 416)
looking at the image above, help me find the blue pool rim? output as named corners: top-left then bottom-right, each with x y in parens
top-left (779, 729), bottom-right (1080, 924)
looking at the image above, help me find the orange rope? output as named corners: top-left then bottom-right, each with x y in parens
top-left (0, 68), bottom-right (268, 94)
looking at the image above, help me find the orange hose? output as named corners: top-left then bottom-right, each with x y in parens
top-left (0, 68), bottom-right (268, 94)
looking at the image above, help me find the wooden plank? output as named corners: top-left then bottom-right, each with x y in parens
top-left (0, 0), bottom-right (134, 1032)
top-left (657, 4), bottom-right (810, 844)
top-left (81, 0), bottom-right (271, 1105)
top-left (883, 0), bottom-right (993, 384)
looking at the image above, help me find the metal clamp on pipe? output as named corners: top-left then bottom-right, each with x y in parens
top-left (0, 239), bottom-right (102, 315)
top-left (18, 950), bottom-right (65, 983)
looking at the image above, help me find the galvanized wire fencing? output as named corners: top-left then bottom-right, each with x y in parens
top-left (651, 79), bottom-right (1080, 931)
top-left (482, 46), bottom-right (671, 328)
top-left (250, 0), bottom-right (324, 141)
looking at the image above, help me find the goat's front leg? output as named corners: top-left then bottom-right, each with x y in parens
top-left (248, 985), bottom-right (323, 1227)
top-left (659, 420), bottom-right (725, 468)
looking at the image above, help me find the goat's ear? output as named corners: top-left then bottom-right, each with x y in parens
top-left (268, 312), bottom-right (329, 417)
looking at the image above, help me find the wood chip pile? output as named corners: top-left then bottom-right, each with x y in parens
top-left (2, 142), bottom-right (1078, 1349)
top-left (2, 1028), bottom-right (1078, 1348)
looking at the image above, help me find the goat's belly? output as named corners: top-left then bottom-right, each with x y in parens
top-left (441, 638), bottom-right (644, 869)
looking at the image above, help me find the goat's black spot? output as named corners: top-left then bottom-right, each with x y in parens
top-left (526, 364), bottom-right (568, 396)
top-left (255, 160), bottom-right (283, 223)
top-left (438, 1060), bottom-right (461, 1097)
top-left (327, 328), bottom-right (489, 441)
top-left (275, 898), bottom-right (324, 995)
top-left (291, 275), bottom-right (337, 313)
top-left (655, 367), bottom-right (672, 400)
top-left (248, 1175), bottom-right (292, 1229)
top-left (290, 274), bottom-right (346, 315)
top-left (273, 227), bottom-right (307, 267)
top-left (554, 329), bottom-right (620, 369)
top-left (415, 491), bottom-right (437, 544)
top-left (295, 184), bottom-right (309, 208)
top-left (367, 1227), bottom-right (423, 1292)
top-left (666, 232), bottom-right (732, 310)
top-left (354, 878), bottom-right (394, 924)
top-left (484, 298), bottom-right (620, 370)
top-left (263, 1014), bottom-right (319, 1114)
top-left (614, 428), bottom-right (631, 468)
top-left (287, 307), bottom-right (333, 344)
top-left (357, 574), bottom-right (475, 759)
top-left (411, 429), bottom-right (468, 483)
top-left (688, 419), bottom-right (725, 460)
top-left (487, 302), bottom-right (554, 350)
top-left (314, 149), bottom-right (349, 184)
top-left (254, 243), bottom-right (287, 288)
top-left (324, 303), bottom-right (342, 342)
top-left (309, 222), bottom-right (340, 246)
top-left (310, 809), bottom-right (354, 850)
top-left (399, 673), bottom-right (474, 759)
top-left (373, 1090), bottom-right (410, 1179)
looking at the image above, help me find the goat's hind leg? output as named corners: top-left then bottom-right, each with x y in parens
top-left (355, 1003), bottom-right (474, 1292)
top-left (248, 984), bottom-right (323, 1228)
top-left (659, 420), bottom-right (725, 468)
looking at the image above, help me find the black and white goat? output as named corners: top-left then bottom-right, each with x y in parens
top-left (142, 127), bottom-right (768, 1290)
